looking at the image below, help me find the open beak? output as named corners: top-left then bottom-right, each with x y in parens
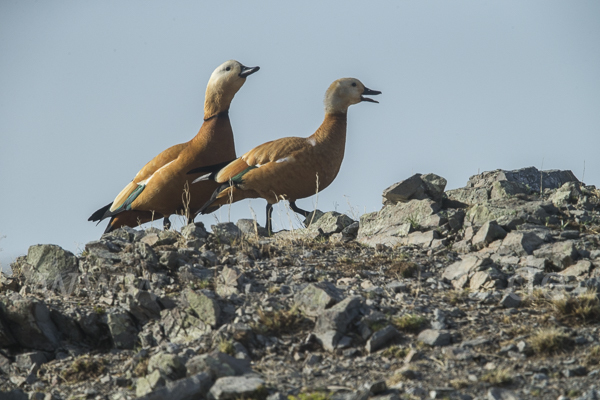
top-left (361, 86), bottom-right (382, 103)
top-left (239, 65), bottom-right (260, 78)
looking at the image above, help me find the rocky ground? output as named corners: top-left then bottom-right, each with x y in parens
top-left (1, 166), bottom-right (600, 400)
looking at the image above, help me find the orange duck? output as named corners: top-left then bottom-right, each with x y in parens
top-left (188, 77), bottom-right (380, 233)
top-left (89, 60), bottom-right (259, 233)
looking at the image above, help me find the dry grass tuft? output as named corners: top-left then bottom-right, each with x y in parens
top-left (392, 314), bottom-right (429, 333)
top-left (255, 305), bottom-right (305, 335)
top-left (218, 339), bottom-right (235, 356)
top-left (61, 355), bottom-right (106, 383)
top-left (381, 345), bottom-right (409, 358)
top-left (450, 378), bottom-right (470, 389)
top-left (529, 327), bottom-right (571, 354)
top-left (447, 289), bottom-right (470, 305)
top-left (481, 367), bottom-right (513, 385)
top-left (288, 392), bottom-right (330, 400)
top-left (133, 357), bottom-right (149, 377)
top-left (387, 261), bottom-right (419, 278)
top-left (585, 345), bottom-right (600, 367)
top-left (551, 289), bottom-right (600, 324)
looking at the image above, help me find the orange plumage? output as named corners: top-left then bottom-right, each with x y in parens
top-left (89, 60), bottom-right (259, 233)
top-left (190, 77), bottom-right (381, 232)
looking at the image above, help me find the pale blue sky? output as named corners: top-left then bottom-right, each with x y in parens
top-left (1, 1), bottom-right (599, 270)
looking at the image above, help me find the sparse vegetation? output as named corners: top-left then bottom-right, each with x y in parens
top-left (288, 392), bottom-right (330, 400)
top-left (449, 378), bottom-right (469, 389)
top-left (585, 345), bottom-right (600, 366)
top-left (387, 260), bottom-right (419, 278)
top-left (392, 314), bottom-right (428, 333)
top-left (255, 305), bottom-right (305, 335)
top-left (481, 367), bottom-right (513, 385)
top-left (448, 289), bottom-right (470, 305)
top-left (218, 339), bottom-right (235, 356)
top-left (61, 356), bottom-right (106, 383)
top-left (551, 289), bottom-right (600, 324)
top-left (381, 345), bottom-right (409, 358)
top-left (529, 327), bottom-right (571, 354)
top-left (133, 357), bottom-right (149, 377)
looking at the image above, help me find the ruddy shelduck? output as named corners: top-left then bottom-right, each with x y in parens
top-left (188, 77), bottom-right (381, 233)
top-left (89, 60), bottom-right (259, 232)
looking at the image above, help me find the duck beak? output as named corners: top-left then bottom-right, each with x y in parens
top-left (239, 65), bottom-right (260, 78)
top-left (361, 86), bottom-right (381, 103)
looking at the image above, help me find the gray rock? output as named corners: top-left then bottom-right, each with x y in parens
top-left (358, 199), bottom-right (441, 247)
top-left (136, 372), bottom-right (212, 400)
top-left (136, 369), bottom-right (166, 397)
top-left (0, 389), bottom-right (28, 400)
top-left (147, 352), bottom-right (186, 380)
top-left (295, 282), bottom-right (343, 317)
top-left (15, 352), bottom-right (48, 371)
top-left (314, 296), bottom-right (364, 334)
top-left (533, 241), bottom-right (578, 269)
top-left (121, 289), bottom-right (162, 324)
top-left (24, 244), bottom-right (78, 289)
top-left (186, 351), bottom-right (252, 379)
top-left (442, 256), bottom-right (493, 281)
top-left (181, 222), bottom-right (209, 240)
top-left (0, 352), bottom-right (11, 375)
top-left (208, 375), bottom-right (266, 400)
top-left (184, 289), bottom-right (220, 327)
top-left (314, 330), bottom-right (342, 352)
top-left (487, 388), bottom-right (519, 400)
top-left (341, 221), bottom-right (360, 242)
top-left (211, 223), bottom-right (242, 244)
top-left (386, 281), bottom-right (408, 293)
top-left (366, 325), bottom-right (400, 353)
top-left (499, 231), bottom-right (544, 256)
top-left (446, 186), bottom-right (489, 206)
top-left (421, 173), bottom-right (447, 201)
top-left (499, 293), bottom-right (521, 308)
top-left (364, 380), bottom-right (387, 395)
top-left (267, 394), bottom-right (287, 400)
top-left (236, 219), bottom-right (268, 237)
top-left (382, 174), bottom-right (428, 204)
top-left (562, 366), bottom-right (588, 377)
top-left (107, 311), bottom-right (138, 349)
top-left (417, 329), bottom-right (451, 346)
top-left (490, 180), bottom-right (528, 200)
top-left (467, 166), bottom-right (578, 193)
top-left (218, 266), bottom-right (243, 293)
top-left (403, 230), bottom-right (441, 247)
top-left (550, 182), bottom-right (582, 206)
top-left (382, 173), bottom-right (447, 204)
top-left (559, 260), bottom-right (592, 277)
top-left (306, 211), bottom-right (355, 233)
top-left (514, 267), bottom-right (545, 285)
top-left (0, 293), bottom-right (60, 351)
top-left (471, 221), bottom-right (507, 249)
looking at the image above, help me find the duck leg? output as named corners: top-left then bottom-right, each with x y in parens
top-left (266, 203), bottom-right (274, 235)
top-left (289, 201), bottom-right (313, 226)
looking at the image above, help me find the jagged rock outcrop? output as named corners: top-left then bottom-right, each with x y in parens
top-left (1, 166), bottom-right (599, 399)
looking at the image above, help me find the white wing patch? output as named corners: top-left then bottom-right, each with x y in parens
top-left (139, 160), bottom-right (175, 186)
top-left (275, 156), bottom-right (294, 164)
top-left (307, 137), bottom-right (317, 147)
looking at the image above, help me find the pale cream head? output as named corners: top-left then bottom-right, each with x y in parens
top-left (204, 60), bottom-right (259, 118)
top-left (324, 78), bottom-right (381, 114)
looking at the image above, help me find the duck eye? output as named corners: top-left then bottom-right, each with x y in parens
top-left (351, 82), bottom-right (357, 87)
top-left (226, 66), bottom-right (231, 71)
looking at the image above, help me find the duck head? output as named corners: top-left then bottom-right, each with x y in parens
top-left (204, 60), bottom-right (260, 118)
top-left (324, 78), bottom-right (381, 114)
